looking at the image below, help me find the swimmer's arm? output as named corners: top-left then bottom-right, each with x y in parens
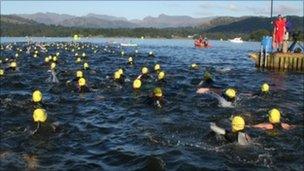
top-left (196, 88), bottom-right (210, 94)
top-left (281, 122), bottom-right (296, 130)
top-left (210, 122), bottom-right (226, 135)
top-left (251, 123), bottom-right (274, 130)
top-left (137, 74), bottom-right (142, 79)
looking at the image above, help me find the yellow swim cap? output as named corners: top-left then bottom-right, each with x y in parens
top-left (153, 87), bottom-right (163, 97)
top-left (45, 57), bottom-right (50, 63)
top-left (114, 71), bottom-right (121, 80)
top-left (10, 61), bottom-right (17, 68)
top-left (133, 79), bottom-right (142, 89)
top-left (83, 62), bottom-right (89, 69)
top-left (232, 116), bottom-right (245, 132)
top-left (154, 64), bottom-right (160, 71)
top-left (52, 56), bottom-right (57, 62)
top-left (33, 108), bottom-right (47, 123)
top-left (32, 90), bottom-right (42, 103)
top-left (191, 63), bottom-right (198, 69)
top-left (34, 50), bottom-right (38, 54)
top-left (73, 34), bottom-right (79, 40)
top-left (76, 70), bottom-right (83, 78)
top-left (33, 54), bottom-right (38, 58)
top-left (268, 108), bottom-right (281, 124)
top-left (0, 69), bottom-right (4, 76)
top-left (261, 83), bottom-right (270, 93)
top-left (118, 68), bottom-right (124, 75)
top-left (50, 62), bottom-right (56, 70)
top-left (142, 67), bottom-right (149, 74)
top-left (128, 57), bottom-right (133, 62)
top-left (225, 88), bottom-right (236, 99)
top-left (76, 57), bottom-right (81, 63)
top-left (78, 77), bottom-right (86, 87)
top-left (158, 71), bottom-right (165, 80)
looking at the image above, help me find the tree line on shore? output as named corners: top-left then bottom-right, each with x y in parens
top-left (1, 18), bottom-right (303, 41)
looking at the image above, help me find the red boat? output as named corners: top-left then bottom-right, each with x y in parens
top-left (194, 38), bottom-right (210, 48)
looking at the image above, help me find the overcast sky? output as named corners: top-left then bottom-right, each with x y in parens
top-left (1, 1), bottom-right (303, 19)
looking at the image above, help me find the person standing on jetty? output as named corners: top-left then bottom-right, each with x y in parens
top-left (272, 15), bottom-right (286, 52)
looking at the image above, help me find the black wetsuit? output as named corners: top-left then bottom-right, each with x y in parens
top-left (224, 131), bottom-right (239, 143)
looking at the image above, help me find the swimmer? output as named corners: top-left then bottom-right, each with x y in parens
top-left (31, 108), bottom-right (60, 135)
top-left (5, 61), bottom-right (18, 71)
top-left (47, 63), bottom-right (59, 83)
top-left (197, 87), bottom-right (237, 107)
top-left (128, 57), bottom-right (133, 65)
top-left (76, 77), bottom-right (90, 93)
top-left (198, 70), bottom-right (214, 86)
top-left (144, 87), bottom-right (164, 108)
top-left (133, 79), bottom-right (142, 90)
top-left (250, 108), bottom-right (295, 130)
top-left (113, 68), bottom-right (125, 84)
top-left (83, 62), bottom-right (90, 70)
top-left (32, 90), bottom-right (45, 108)
top-left (137, 67), bottom-right (149, 80)
top-left (157, 71), bottom-right (166, 83)
top-left (191, 63), bottom-right (199, 70)
top-left (32, 108), bottom-right (47, 135)
top-left (154, 64), bottom-right (161, 73)
top-left (210, 116), bottom-right (251, 145)
top-left (148, 51), bottom-right (155, 57)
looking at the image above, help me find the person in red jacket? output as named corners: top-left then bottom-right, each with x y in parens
top-left (273, 15), bottom-right (286, 51)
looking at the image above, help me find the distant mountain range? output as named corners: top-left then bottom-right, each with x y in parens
top-left (1, 13), bottom-right (303, 39)
top-left (15, 12), bottom-right (215, 28)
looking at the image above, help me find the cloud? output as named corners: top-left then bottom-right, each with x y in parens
top-left (228, 4), bottom-right (238, 11)
top-left (246, 4), bottom-right (303, 16)
top-left (275, 5), bottom-right (303, 16)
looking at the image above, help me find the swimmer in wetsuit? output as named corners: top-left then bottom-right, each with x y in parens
top-left (210, 116), bottom-right (251, 145)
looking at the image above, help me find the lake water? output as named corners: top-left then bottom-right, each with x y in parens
top-left (0, 37), bottom-right (303, 170)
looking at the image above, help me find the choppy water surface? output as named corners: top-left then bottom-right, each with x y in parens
top-left (1, 37), bottom-right (303, 170)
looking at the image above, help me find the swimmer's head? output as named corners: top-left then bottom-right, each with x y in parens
top-left (154, 64), bottom-right (160, 71)
top-left (32, 90), bottom-right (42, 103)
top-left (0, 69), bottom-right (4, 76)
top-left (44, 57), bottom-right (50, 63)
top-left (225, 88), bottom-right (236, 99)
top-left (76, 57), bottom-right (81, 63)
top-left (33, 108), bottom-right (47, 123)
top-left (118, 68), bottom-right (124, 75)
top-left (191, 63), bottom-right (199, 69)
top-left (261, 83), bottom-right (270, 93)
top-left (114, 71), bottom-right (121, 80)
top-left (83, 62), bottom-right (89, 70)
top-left (268, 108), bottom-right (281, 124)
top-left (52, 56), bottom-right (57, 62)
top-left (128, 57), bottom-right (133, 63)
top-left (133, 79), bottom-right (142, 89)
top-left (78, 77), bottom-right (86, 87)
top-left (232, 116), bottom-right (245, 132)
top-left (50, 62), bottom-right (56, 70)
top-left (76, 70), bottom-right (83, 78)
top-left (153, 87), bottom-right (163, 97)
top-left (158, 71), bottom-right (165, 80)
top-left (204, 71), bottom-right (212, 81)
top-left (10, 61), bottom-right (17, 69)
top-left (141, 67), bottom-right (149, 75)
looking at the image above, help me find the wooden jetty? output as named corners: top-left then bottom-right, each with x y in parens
top-left (249, 52), bottom-right (304, 72)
